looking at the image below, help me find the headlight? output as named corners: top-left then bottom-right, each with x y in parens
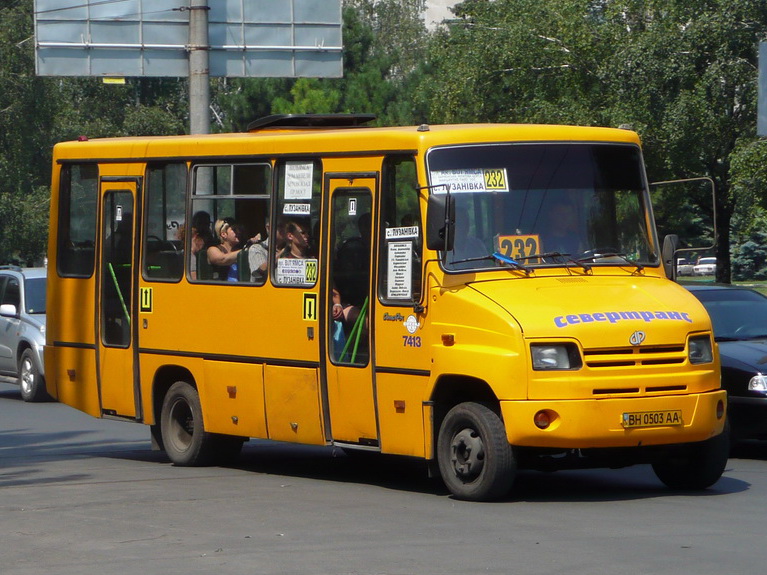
top-left (531, 344), bottom-right (582, 370)
top-left (688, 335), bottom-right (713, 364)
top-left (748, 374), bottom-right (767, 393)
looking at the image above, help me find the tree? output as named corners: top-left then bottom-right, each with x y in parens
top-left (0, 0), bottom-right (57, 265)
top-left (421, 0), bottom-right (767, 283)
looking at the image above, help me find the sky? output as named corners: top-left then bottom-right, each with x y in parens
top-left (423, 0), bottom-right (458, 28)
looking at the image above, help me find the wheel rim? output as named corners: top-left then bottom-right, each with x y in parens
top-left (449, 427), bottom-right (485, 482)
top-left (167, 397), bottom-right (195, 453)
top-left (20, 357), bottom-right (35, 395)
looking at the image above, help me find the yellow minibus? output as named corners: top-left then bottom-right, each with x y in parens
top-left (45, 115), bottom-right (727, 500)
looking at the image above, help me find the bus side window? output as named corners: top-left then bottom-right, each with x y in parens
top-left (272, 159), bottom-right (321, 287)
top-left (379, 156), bottom-right (422, 304)
top-left (57, 164), bottom-right (98, 278)
top-left (143, 163), bottom-right (187, 281)
top-left (190, 163), bottom-right (271, 284)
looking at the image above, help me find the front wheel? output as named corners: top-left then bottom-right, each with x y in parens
top-left (652, 427), bottom-right (730, 490)
top-left (437, 402), bottom-right (516, 501)
top-left (18, 349), bottom-right (48, 402)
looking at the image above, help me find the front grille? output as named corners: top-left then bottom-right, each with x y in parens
top-left (584, 344), bottom-right (686, 368)
top-left (584, 345), bottom-right (689, 395)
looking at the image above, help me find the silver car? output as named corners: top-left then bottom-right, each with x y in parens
top-left (0, 266), bottom-right (48, 401)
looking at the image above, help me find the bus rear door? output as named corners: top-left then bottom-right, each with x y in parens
top-left (97, 178), bottom-right (141, 419)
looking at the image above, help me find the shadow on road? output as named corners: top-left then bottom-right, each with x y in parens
top-left (0, 382), bottom-right (752, 502)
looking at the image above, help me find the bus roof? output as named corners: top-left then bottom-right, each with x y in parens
top-left (53, 122), bottom-right (642, 163)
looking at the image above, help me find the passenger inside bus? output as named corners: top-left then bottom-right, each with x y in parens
top-left (540, 194), bottom-right (584, 256)
top-left (207, 218), bottom-right (245, 282)
top-left (279, 219), bottom-right (313, 259)
top-left (246, 218), bottom-right (271, 283)
top-left (189, 211), bottom-right (213, 280)
top-left (447, 213), bottom-right (486, 269)
top-left (331, 212), bottom-right (371, 362)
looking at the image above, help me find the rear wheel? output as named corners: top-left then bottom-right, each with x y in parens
top-left (652, 427), bottom-right (730, 490)
top-left (437, 402), bottom-right (516, 501)
top-left (161, 381), bottom-right (217, 466)
top-left (18, 349), bottom-right (48, 402)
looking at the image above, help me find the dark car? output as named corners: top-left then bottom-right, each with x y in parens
top-left (686, 284), bottom-right (767, 440)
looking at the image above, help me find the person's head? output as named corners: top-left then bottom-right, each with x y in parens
top-left (548, 201), bottom-right (578, 235)
top-left (285, 219), bottom-right (310, 255)
top-left (192, 211), bottom-right (211, 235)
top-left (214, 218), bottom-right (238, 247)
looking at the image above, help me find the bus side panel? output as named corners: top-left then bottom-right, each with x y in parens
top-left (44, 345), bottom-right (101, 418)
top-left (263, 365), bottom-right (325, 445)
top-left (200, 360), bottom-right (267, 438)
top-left (375, 372), bottom-right (429, 457)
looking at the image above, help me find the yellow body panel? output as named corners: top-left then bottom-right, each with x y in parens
top-left (375, 372), bottom-right (430, 457)
top-left (263, 365), bottom-right (325, 445)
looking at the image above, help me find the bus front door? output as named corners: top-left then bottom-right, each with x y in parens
top-left (97, 180), bottom-right (141, 419)
top-left (324, 178), bottom-right (379, 447)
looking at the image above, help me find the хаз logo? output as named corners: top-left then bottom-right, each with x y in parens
top-left (629, 331), bottom-right (646, 346)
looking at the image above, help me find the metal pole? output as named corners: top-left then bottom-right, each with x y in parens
top-left (188, 0), bottom-right (210, 135)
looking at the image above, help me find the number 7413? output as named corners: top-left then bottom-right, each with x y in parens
top-left (402, 336), bottom-right (421, 347)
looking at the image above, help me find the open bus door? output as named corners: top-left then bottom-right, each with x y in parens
top-left (324, 176), bottom-right (379, 448)
top-left (97, 178), bottom-right (141, 420)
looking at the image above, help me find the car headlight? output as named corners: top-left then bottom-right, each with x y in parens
top-left (531, 343), bottom-right (582, 370)
top-left (748, 374), bottom-right (767, 393)
top-left (688, 335), bottom-right (713, 364)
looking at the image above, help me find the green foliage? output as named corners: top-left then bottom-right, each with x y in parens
top-left (2, 0), bottom-right (767, 278)
top-left (420, 0), bottom-right (767, 283)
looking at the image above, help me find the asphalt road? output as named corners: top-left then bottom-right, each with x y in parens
top-left (2, 379), bottom-right (767, 575)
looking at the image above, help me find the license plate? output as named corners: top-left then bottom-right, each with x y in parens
top-left (622, 410), bottom-right (683, 429)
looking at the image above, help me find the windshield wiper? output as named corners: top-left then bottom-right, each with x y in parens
top-left (576, 251), bottom-right (644, 272)
top-left (522, 251), bottom-right (592, 271)
top-left (490, 251), bottom-right (530, 273)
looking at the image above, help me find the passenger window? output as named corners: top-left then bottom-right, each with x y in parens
top-left (143, 163), bottom-right (187, 281)
top-left (57, 164), bottom-right (98, 278)
top-left (273, 159), bottom-right (321, 287)
top-left (190, 163), bottom-right (271, 284)
top-left (379, 156), bottom-right (422, 304)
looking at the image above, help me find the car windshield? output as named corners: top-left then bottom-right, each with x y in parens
top-left (426, 143), bottom-right (658, 271)
top-left (24, 277), bottom-right (46, 314)
top-left (690, 288), bottom-right (767, 340)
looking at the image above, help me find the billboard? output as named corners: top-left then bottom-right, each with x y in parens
top-left (34, 0), bottom-right (343, 78)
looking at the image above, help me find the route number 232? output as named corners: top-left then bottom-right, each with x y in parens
top-left (496, 234), bottom-right (540, 261)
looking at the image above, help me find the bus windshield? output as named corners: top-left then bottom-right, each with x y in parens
top-left (426, 142), bottom-right (659, 270)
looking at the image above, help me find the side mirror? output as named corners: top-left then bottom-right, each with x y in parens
top-left (0, 303), bottom-right (19, 318)
top-left (662, 234), bottom-right (679, 281)
top-left (426, 194), bottom-right (455, 252)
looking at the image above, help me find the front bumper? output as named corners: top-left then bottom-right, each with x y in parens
top-left (500, 389), bottom-right (727, 449)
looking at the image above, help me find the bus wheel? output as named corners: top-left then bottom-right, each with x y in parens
top-left (652, 426), bottom-right (730, 490)
top-left (437, 402), bottom-right (516, 501)
top-left (19, 349), bottom-right (48, 402)
top-left (161, 381), bottom-right (215, 466)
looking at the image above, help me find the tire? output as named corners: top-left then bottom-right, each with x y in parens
top-left (652, 426), bottom-right (730, 490)
top-left (160, 381), bottom-right (217, 466)
top-left (437, 402), bottom-right (516, 501)
top-left (18, 349), bottom-right (48, 402)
